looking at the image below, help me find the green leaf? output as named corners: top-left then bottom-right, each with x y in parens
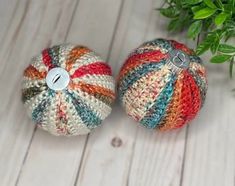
top-left (159, 7), bottom-right (179, 18)
top-left (187, 20), bottom-right (202, 38)
top-left (182, 0), bottom-right (202, 5)
top-left (192, 5), bottom-right (205, 14)
top-left (168, 19), bottom-right (178, 31)
top-left (203, 18), bottom-right (213, 30)
top-left (196, 42), bottom-right (211, 55)
top-left (210, 54), bottom-right (232, 63)
top-left (216, 0), bottom-right (223, 9)
top-left (204, 0), bottom-right (217, 9)
top-left (224, 4), bottom-right (234, 14)
top-left (196, 33), bottom-right (215, 55)
top-left (229, 0), bottom-right (235, 5)
top-left (218, 44), bottom-right (235, 53)
top-left (193, 8), bottom-right (217, 19)
top-left (225, 31), bottom-right (235, 41)
top-left (175, 0), bottom-right (182, 9)
top-left (215, 12), bottom-right (228, 26)
top-left (210, 37), bottom-right (220, 53)
top-left (210, 31), bottom-right (222, 53)
top-left (167, 18), bottom-right (183, 32)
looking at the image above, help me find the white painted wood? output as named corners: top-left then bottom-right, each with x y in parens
top-left (0, 0), bottom-right (19, 42)
top-left (0, 0), bottom-right (234, 186)
top-left (74, 0), bottom-right (155, 185)
top-left (74, 0), bottom-right (188, 186)
top-left (67, 0), bottom-right (124, 58)
top-left (111, 1), bottom-right (189, 186)
top-left (181, 70), bottom-right (235, 186)
top-left (16, 0), bottom-right (124, 186)
top-left (0, 0), bottom-right (78, 185)
top-left (0, 0), bottom-right (43, 185)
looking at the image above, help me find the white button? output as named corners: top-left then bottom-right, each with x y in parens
top-left (169, 50), bottom-right (190, 69)
top-left (46, 67), bottom-right (70, 90)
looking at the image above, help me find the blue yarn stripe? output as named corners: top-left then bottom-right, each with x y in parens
top-left (32, 90), bottom-right (54, 124)
top-left (149, 38), bottom-right (173, 51)
top-left (118, 61), bottom-right (165, 100)
top-left (140, 75), bottom-right (175, 129)
top-left (189, 55), bottom-right (202, 64)
top-left (65, 91), bottom-right (102, 129)
top-left (133, 39), bottom-right (173, 54)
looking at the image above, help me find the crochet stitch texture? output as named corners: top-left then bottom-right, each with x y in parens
top-left (117, 39), bottom-right (207, 130)
top-left (22, 44), bottom-right (115, 136)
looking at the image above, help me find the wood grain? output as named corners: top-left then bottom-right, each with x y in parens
top-left (16, 0), bottom-right (124, 186)
top-left (0, 0), bottom-right (78, 185)
top-left (182, 71), bottom-right (235, 186)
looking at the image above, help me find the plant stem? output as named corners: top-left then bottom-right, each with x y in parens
top-left (230, 57), bottom-right (234, 78)
top-left (196, 33), bottom-right (200, 47)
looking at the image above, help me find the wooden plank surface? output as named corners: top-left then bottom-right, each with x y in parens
top-left (16, 0), bottom-right (123, 186)
top-left (0, 0), bottom-right (234, 186)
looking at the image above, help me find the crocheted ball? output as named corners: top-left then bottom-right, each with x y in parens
top-left (22, 44), bottom-right (115, 136)
top-left (117, 39), bottom-right (207, 130)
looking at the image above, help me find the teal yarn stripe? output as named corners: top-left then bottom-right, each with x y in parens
top-left (188, 69), bottom-right (207, 105)
top-left (118, 61), bottom-right (165, 101)
top-left (140, 75), bottom-right (176, 129)
top-left (189, 55), bottom-right (203, 64)
top-left (138, 39), bottom-right (173, 53)
top-left (65, 90), bottom-right (102, 129)
top-left (32, 90), bottom-right (54, 124)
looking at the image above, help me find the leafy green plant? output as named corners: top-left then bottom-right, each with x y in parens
top-left (158, 0), bottom-right (235, 77)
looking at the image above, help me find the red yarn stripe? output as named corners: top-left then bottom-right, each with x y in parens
top-left (188, 73), bottom-right (201, 120)
top-left (174, 71), bottom-right (193, 128)
top-left (42, 49), bottom-right (54, 69)
top-left (170, 40), bottom-right (194, 55)
top-left (181, 71), bottom-right (193, 125)
top-left (71, 62), bottom-right (112, 78)
top-left (118, 50), bottom-right (167, 81)
top-left (174, 71), bottom-right (201, 129)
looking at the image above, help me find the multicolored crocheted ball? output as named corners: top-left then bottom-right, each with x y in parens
top-left (22, 44), bottom-right (115, 136)
top-left (117, 38), bottom-right (207, 131)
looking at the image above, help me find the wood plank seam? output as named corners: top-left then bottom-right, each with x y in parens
top-left (126, 128), bottom-right (139, 186)
top-left (106, 0), bottom-right (125, 63)
top-left (73, 135), bottom-right (89, 186)
top-left (179, 125), bottom-right (189, 186)
top-left (72, 0), bottom-right (126, 184)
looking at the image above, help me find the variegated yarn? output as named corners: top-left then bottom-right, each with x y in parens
top-left (117, 39), bottom-right (207, 130)
top-left (22, 44), bottom-right (115, 136)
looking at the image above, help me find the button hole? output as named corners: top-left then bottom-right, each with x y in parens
top-left (52, 74), bottom-right (61, 84)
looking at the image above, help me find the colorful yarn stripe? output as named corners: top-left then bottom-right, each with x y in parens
top-left (22, 44), bottom-right (115, 136)
top-left (117, 38), bottom-right (208, 130)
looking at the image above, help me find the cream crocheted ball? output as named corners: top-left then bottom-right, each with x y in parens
top-left (22, 44), bottom-right (115, 136)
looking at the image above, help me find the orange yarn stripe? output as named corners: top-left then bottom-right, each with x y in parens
top-left (65, 46), bottom-right (91, 72)
top-left (24, 65), bottom-right (46, 80)
top-left (69, 82), bottom-right (115, 103)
